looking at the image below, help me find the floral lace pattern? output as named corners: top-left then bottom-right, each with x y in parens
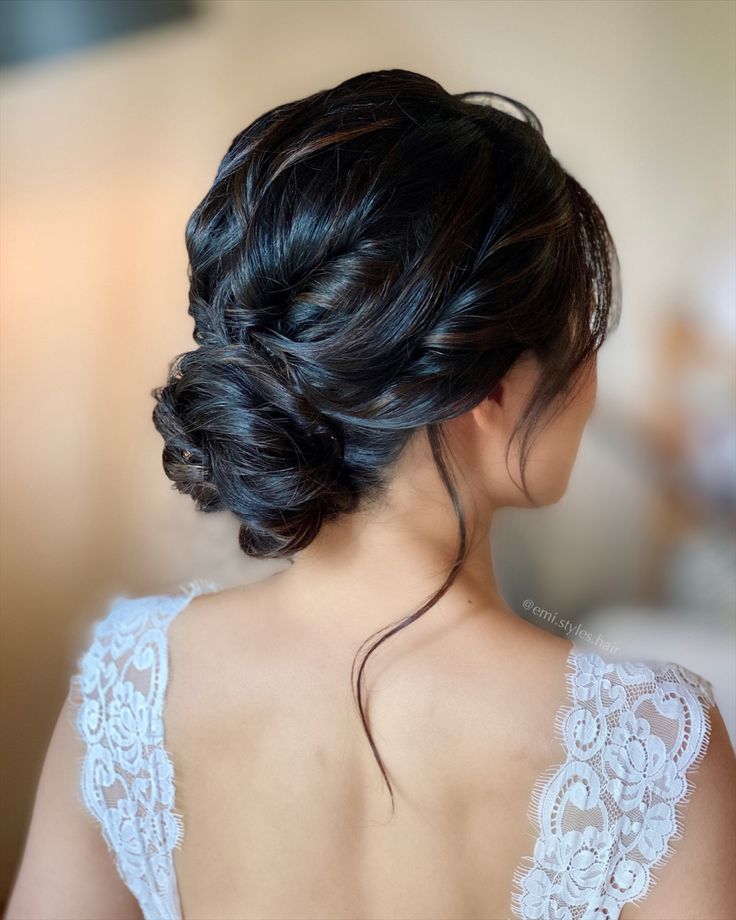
top-left (510, 646), bottom-right (716, 920)
top-left (66, 579), bottom-right (220, 920)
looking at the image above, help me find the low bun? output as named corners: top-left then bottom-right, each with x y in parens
top-left (152, 341), bottom-right (358, 559)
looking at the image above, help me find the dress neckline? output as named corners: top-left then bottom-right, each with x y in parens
top-left (157, 582), bottom-right (715, 920)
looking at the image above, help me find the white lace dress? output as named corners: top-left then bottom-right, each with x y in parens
top-left (66, 580), bottom-right (716, 920)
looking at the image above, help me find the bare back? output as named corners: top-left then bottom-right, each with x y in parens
top-left (164, 575), bottom-right (575, 920)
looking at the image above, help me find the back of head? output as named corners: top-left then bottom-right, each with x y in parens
top-left (151, 68), bottom-right (621, 562)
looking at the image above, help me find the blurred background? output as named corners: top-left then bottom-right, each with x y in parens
top-left (1, 0), bottom-right (734, 909)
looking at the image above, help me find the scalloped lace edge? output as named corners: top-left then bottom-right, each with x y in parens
top-left (508, 646), bottom-right (715, 920)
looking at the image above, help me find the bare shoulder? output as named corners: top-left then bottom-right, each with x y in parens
top-left (169, 574), bottom-right (307, 670)
top-left (163, 578), bottom-right (285, 736)
top-left (619, 701), bottom-right (736, 920)
top-left (165, 577), bottom-right (577, 781)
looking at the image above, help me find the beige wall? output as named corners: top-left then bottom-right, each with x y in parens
top-left (1, 0), bottom-right (734, 905)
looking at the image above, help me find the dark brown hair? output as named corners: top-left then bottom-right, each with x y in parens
top-left (151, 69), bottom-right (621, 815)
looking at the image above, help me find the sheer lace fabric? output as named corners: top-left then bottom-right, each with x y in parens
top-left (67, 584), bottom-right (716, 920)
top-left (510, 647), bottom-right (715, 920)
top-left (67, 580), bottom-right (220, 920)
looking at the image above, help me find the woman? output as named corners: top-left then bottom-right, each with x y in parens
top-left (6, 69), bottom-right (734, 920)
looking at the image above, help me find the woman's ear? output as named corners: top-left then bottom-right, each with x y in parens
top-left (469, 382), bottom-right (504, 435)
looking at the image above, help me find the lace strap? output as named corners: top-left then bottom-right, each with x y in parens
top-left (66, 579), bottom-right (219, 920)
top-left (510, 647), bottom-right (716, 920)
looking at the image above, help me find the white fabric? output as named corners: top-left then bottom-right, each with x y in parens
top-left (67, 580), bottom-right (220, 920)
top-left (67, 582), bottom-right (716, 920)
top-left (510, 646), bottom-right (715, 919)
